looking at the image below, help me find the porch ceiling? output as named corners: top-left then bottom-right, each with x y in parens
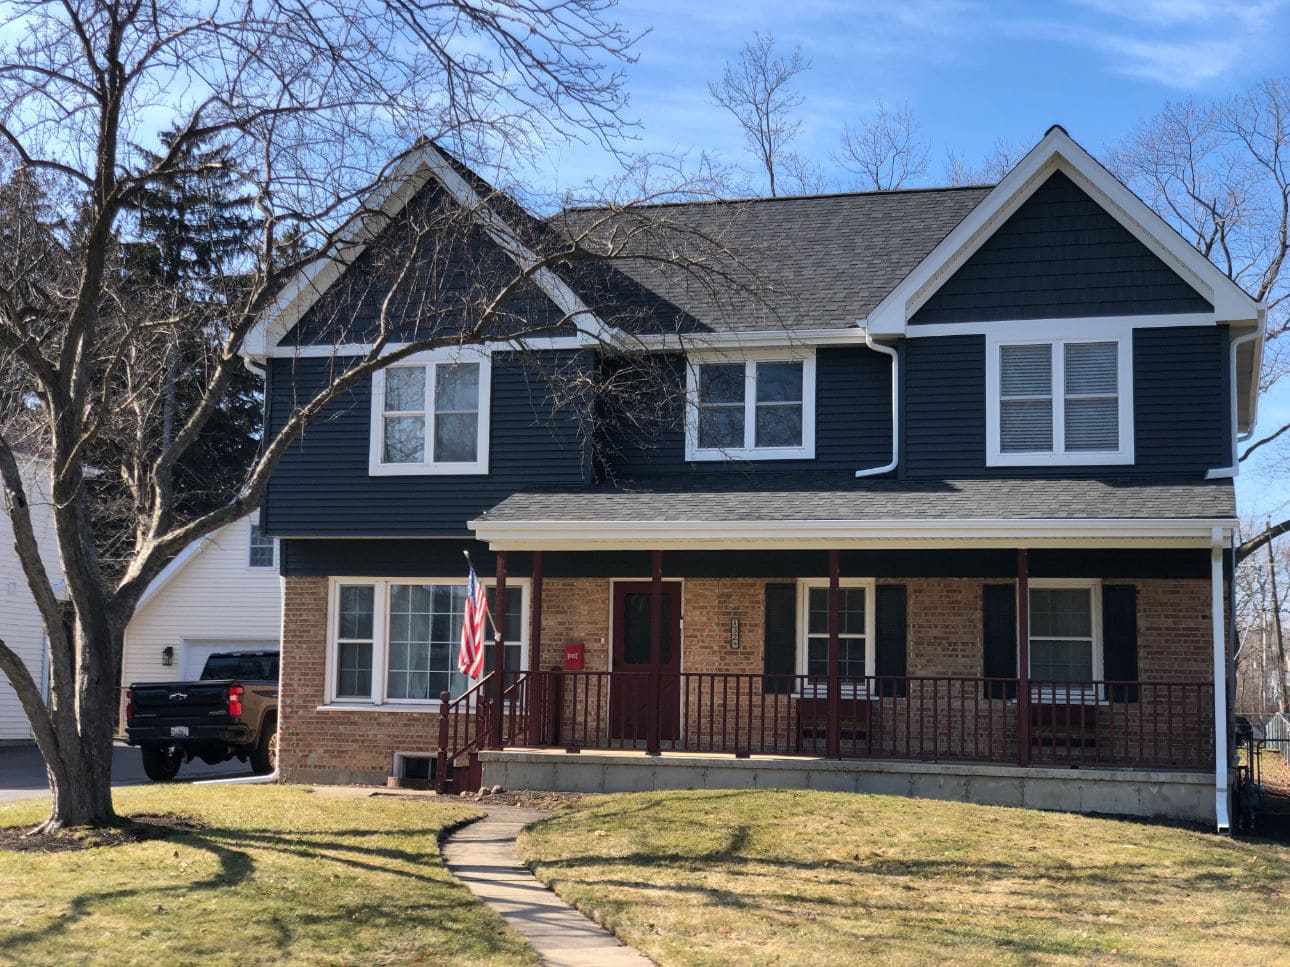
top-left (469, 476), bottom-right (1236, 550)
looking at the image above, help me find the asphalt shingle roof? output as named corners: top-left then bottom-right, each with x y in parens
top-left (476, 476), bottom-right (1235, 524)
top-left (553, 186), bottom-right (993, 333)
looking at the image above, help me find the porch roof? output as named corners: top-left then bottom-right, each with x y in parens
top-left (469, 476), bottom-right (1236, 550)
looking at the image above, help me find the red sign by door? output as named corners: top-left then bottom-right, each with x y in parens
top-left (563, 641), bottom-right (584, 671)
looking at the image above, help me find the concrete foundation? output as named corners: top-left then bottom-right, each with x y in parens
top-left (478, 749), bottom-right (1216, 824)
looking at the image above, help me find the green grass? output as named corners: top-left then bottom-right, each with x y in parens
top-left (0, 785), bottom-right (537, 966)
top-left (520, 789), bottom-right (1290, 967)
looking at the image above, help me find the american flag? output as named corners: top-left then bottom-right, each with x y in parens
top-left (458, 561), bottom-right (488, 679)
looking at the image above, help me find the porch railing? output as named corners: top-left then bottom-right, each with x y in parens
top-left (491, 671), bottom-right (1213, 771)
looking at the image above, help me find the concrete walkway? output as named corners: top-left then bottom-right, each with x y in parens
top-left (441, 805), bottom-right (653, 967)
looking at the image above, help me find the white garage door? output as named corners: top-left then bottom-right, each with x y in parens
top-left (182, 640), bottom-right (279, 680)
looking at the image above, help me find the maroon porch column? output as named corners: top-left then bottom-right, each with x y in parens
top-left (648, 550), bottom-right (663, 756)
top-left (1016, 548), bottom-right (1031, 767)
top-left (827, 549), bottom-right (841, 758)
top-left (490, 550), bottom-right (508, 750)
top-left (526, 551), bottom-right (543, 746)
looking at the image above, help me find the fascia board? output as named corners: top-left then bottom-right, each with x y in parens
top-left (469, 516), bottom-right (1235, 550)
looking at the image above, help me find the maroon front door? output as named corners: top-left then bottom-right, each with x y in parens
top-left (610, 581), bottom-right (682, 742)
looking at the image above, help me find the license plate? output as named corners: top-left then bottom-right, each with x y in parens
top-left (170, 726), bottom-right (189, 738)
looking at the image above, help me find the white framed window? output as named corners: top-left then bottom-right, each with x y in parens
top-left (325, 577), bottom-right (527, 708)
top-left (248, 524), bottom-right (276, 568)
top-left (796, 578), bottom-right (875, 695)
top-left (684, 350), bottom-right (816, 460)
top-left (986, 333), bottom-right (1133, 466)
top-left (368, 349), bottom-right (491, 475)
top-left (1028, 579), bottom-right (1103, 701)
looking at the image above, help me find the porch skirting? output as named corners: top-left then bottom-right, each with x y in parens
top-left (477, 749), bottom-right (1218, 824)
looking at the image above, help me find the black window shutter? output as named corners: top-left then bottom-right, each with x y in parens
top-left (763, 583), bottom-right (797, 694)
top-left (1102, 584), bottom-right (1139, 702)
top-left (875, 584), bottom-right (908, 697)
top-left (982, 583), bottom-right (1018, 700)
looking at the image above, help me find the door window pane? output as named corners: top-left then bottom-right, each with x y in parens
top-left (622, 593), bottom-right (673, 665)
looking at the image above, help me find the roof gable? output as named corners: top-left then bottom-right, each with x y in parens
top-left (909, 171), bottom-right (1212, 324)
top-left (868, 126), bottom-right (1263, 335)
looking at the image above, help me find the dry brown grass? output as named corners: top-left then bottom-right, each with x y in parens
top-left (520, 789), bottom-right (1290, 966)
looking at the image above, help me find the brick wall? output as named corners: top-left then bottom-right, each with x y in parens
top-left (277, 573), bottom-right (1221, 784)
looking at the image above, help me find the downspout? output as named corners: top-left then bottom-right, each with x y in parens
top-left (1206, 317), bottom-right (1264, 479)
top-left (1212, 526), bottom-right (1232, 834)
top-left (855, 329), bottom-right (899, 478)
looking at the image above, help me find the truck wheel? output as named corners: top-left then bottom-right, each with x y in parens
top-left (251, 718), bottom-right (278, 775)
top-left (141, 745), bottom-right (182, 782)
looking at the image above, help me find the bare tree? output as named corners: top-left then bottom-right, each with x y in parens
top-left (708, 33), bottom-right (810, 197)
top-left (836, 101), bottom-right (929, 191)
top-left (1109, 80), bottom-right (1290, 565)
top-left (0, 1), bottom-right (774, 834)
top-left (943, 138), bottom-right (1027, 187)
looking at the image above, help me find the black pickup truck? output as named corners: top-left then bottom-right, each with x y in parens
top-left (125, 651), bottom-right (279, 781)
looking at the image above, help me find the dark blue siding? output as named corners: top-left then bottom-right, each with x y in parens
top-left (910, 172), bottom-right (1212, 324)
top-left (904, 335), bottom-right (986, 477)
top-left (904, 328), bottom-right (1228, 478)
top-left (282, 540), bottom-right (1212, 581)
top-left (600, 347), bottom-right (894, 479)
top-left (1134, 326), bottom-right (1228, 473)
top-left (263, 351), bottom-right (592, 536)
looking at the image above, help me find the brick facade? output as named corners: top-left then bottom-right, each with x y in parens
top-left (277, 573), bottom-right (1220, 784)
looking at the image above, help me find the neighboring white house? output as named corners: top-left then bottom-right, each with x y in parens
top-left (120, 514), bottom-right (282, 721)
top-left (0, 454), bottom-right (61, 742)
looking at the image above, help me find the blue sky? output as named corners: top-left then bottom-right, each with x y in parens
top-left (532, 0), bottom-right (1290, 528)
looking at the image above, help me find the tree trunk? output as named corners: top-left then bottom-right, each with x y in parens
top-left (31, 623), bottom-right (122, 833)
top-left (1267, 529), bottom-right (1289, 714)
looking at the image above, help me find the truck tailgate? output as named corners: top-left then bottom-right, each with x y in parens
top-left (130, 681), bottom-right (231, 724)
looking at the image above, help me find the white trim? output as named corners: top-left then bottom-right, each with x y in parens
top-left (1211, 531), bottom-right (1231, 833)
top-left (865, 127), bottom-right (1263, 336)
top-left (906, 313), bottom-right (1215, 340)
top-left (265, 326), bottom-right (874, 360)
top-left (367, 348), bottom-right (492, 476)
top-left (684, 349), bottom-right (816, 461)
top-left (1026, 579), bottom-right (1103, 696)
top-left (985, 331), bottom-right (1134, 467)
top-left (796, 578), bottom-right (876, 681)
top-left (468, 516), bottom-right (1236, 551)
top-left (323, 576), bottom-right (530, 709)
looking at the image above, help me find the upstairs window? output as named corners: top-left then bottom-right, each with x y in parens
top-left (685, 351), bottom-right (816, 460)
top-left (987, 335), bottom-right (1132, 466)
top-left (248, 524), bottom-right (275, 568)
top-left (369, 351), bottom-right (491, 475)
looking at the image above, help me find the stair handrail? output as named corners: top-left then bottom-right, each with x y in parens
top-left (435, 671), bottom-right (529, 791)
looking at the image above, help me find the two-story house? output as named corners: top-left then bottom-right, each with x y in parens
top-left (242, 127), bottom-right (1264, 831)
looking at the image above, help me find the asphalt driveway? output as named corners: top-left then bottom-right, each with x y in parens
top-left (0, 741), bottom-right (250, 804)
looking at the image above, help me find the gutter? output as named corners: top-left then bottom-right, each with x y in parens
top-left (855, 327), bottom-right (899, 478)
top-left (1206, 314), bottom-right (1264, 479)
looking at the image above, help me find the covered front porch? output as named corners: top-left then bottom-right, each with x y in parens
top-left (437, 517), bottom-right (1231, 824)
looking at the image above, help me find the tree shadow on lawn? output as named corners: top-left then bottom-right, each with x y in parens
top-left (0, 820), bottom-right (494, 962)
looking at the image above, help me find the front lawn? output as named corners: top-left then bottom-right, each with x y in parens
top-left (520, 789), bottom-right (1290, 967)
top-left (0, 785), bottom-right (536, 966)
